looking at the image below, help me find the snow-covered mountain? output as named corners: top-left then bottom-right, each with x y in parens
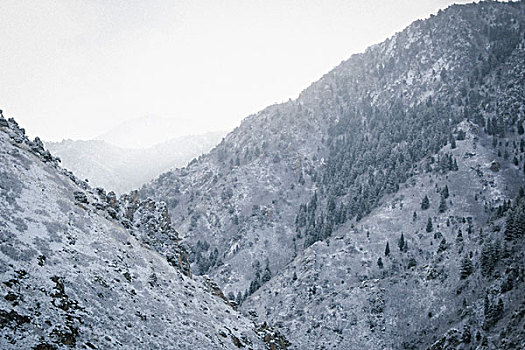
top-left (95, 115), bottom-right (215, 149)
top-left (46, 131), bottom-right (224, 194)
top-left (0, 114), bottom-right (285, 349)
top-left (2, 1), bottom-right (525, 349)
top-left (141, 2), bottom-right (525, 348)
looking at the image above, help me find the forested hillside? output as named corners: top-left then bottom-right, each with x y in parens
top-left (141, 0), bottom-right (525, 316)
top-left (245, 119), bottom-right (525, 348)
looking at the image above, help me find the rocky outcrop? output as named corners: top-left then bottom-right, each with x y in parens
top-left (0, 112), bottom-right (59, 164)
top-left (69, 185), bottom-right (192, 277)
top-left (255, 322), bottom-right (291, 350)
top-left (0, 110), bottom-right (8, 127)
top-left (117, 191), bottom-right (192, 276)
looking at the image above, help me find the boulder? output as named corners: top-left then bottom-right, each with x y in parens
top-left (94, 202), bottom-right (106, 211)
top-left (202, 275), bottom-right (228, 302)
top-left (106, 191), bottom-right (118, 207)
top-left (9, 132), bottom-right (24, 144)
top-left (490, 161), bottom-right (501, 172)
top-left (73, 191), bottom-right (88, 204)
top-left (42, 150), bottom-right (54, 162)
top-left (29, 137), bottom-right (45, 155)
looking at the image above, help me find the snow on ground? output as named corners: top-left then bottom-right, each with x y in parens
top-left (0, 123), bottom-right (267, 349)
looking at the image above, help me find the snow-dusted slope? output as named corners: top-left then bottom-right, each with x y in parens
top-left (0, 115), bottom-right (272, 349)
top-left (46, 131), bottom-right (225, 195)
top-left (141, 1), bottom-right (525, 302)
top-left (243, 121), bottom-right (525, 349)
top-left (139, 2), bottom-right (525, 349)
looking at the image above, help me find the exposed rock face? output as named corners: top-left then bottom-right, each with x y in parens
top-left (73, 191), bottom-right (88, 204)
top-left (0, 114), bottom-right (271, 349)
top-left (0, 112), bottom-right (9, 127)
top-left (117, 191), bottom-right (192, 276)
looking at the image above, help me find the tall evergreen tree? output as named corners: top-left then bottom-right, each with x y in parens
top-left (262, 258), bottom-right (272, 283)
top-left (437, 238), bottom-right (448, 253)
top-left (398, 233), bottom-right (405, 251)
top-left (481, 240), bottom-right (498, 276)
top-left (377, 257), bottom-right (384, 269)
top-left (421, 195), bottom-right (430, 210)
top-left (460, 255), bottom-right (473, 279)
top-left (439, 194), bottom-right (447, 213)
top-left (426, 217), bottom-right (433, 232)
top-left (442, 185), bottom-right (449, 199)
top-left (456, 228), bottom-right (464, 243)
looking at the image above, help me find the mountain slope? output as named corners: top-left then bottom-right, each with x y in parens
top-left (46, 131), bottom-right (224, 194)
top-left (141, 0), bottom-right (525, 305)
top-left (0, 114), bottom-right (272, 349)
top-left (241, 2), bottom-right (525, 348)
top-left (243, 120), bottom-right (525, 349)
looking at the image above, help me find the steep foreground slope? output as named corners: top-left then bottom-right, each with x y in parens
top-left (0, 115), bottom-right (281, 349)
top-left (46, 131), bottom-right (224, 195)
top-left (142, 0), bottom-right (525, 307)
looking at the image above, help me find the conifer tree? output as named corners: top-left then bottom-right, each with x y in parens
top-left (462, 325), bottom-right (471, 343)
top-left (421, 195), bottom-right (430, 210)
top-left (480, 240), bottom-right (498, 276)
top-left (442, 185), bottom-right (449, 199)
top-left (437, 238), bottom-right (448, 253)
top-left (398, 233), bottom-right (405, 251)
top-left (426, 217), bottom-right (433, 232)
top-left (460, 255), bottom-right (473, 279)
top-left (439, 195), bottom-right (447, 213)
top-left (262, 258), bottom-right (272, 283)
top-left (384, 242), bottom-right (390, 256)
top-left (456, 228), bottom-right (463, 243)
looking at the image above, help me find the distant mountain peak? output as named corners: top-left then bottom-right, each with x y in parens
top-left (45, 130), bottom-right (226, 194)
top-left (95, 114), bottom-right (223, 149)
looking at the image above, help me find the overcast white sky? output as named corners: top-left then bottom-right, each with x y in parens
top-left (0, 0), bottom-right (475, 142)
